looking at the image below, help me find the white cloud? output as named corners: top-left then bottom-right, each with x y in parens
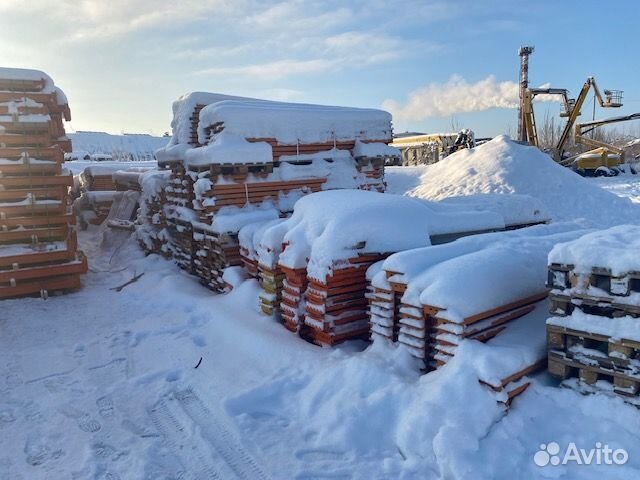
top-left (0, 0), bottom-right (242, 42)
top-left (383, 74), bottom-right (559, 121)
top-left (195, 59), bottom-right (336, 80)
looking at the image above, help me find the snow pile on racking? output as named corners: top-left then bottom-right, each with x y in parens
top-left (404, 135), bottom-right (639, 224)
top-left (165, 92), bottom-right (263, 148)
top-left (369, 224), bottom-right (588, 370)
top-left (273, 190), bottom-right (548, 279)
top-left (136, 169), bottom-right (171, 256)
top-left (249, 189), bottom-right (549, 344)
top-left (151, 91), bottom-right (399, 292)
top-left (196, 99), bottom-right (393, 146)
top-left (549, 224), bottom-right (640, 275)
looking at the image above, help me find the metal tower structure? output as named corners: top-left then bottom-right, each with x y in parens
top-left (517, 45), bottom-right (534, 142)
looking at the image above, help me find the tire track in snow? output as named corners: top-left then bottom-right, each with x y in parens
top-left (173, 388), bottom-right (270, 480)
top-left (148, 397), bottom-right (222, 480)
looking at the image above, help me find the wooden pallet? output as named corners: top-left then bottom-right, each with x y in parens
top-left (548, 351), bottom-right (640, 396)
top-left (549, 292), bottom-right (640, 318)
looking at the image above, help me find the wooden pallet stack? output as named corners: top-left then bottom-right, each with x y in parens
top-left (0, 68), bottom-right (87, 299)
top-left (545, 226), bottom-right (640, 400)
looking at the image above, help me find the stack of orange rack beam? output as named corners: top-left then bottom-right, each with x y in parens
top-left (0, 68), bottom-right (87, 299)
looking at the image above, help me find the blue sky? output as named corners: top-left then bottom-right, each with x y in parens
top-left (1, 0), bottom-right (638, 137)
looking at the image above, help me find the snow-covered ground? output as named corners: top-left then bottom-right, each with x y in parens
top-left (3, 225), bottom-right (640, 479)
top-left (592, 171), bottom-right (640, 204)
top-left (3, 140), bottom-right (640, 479)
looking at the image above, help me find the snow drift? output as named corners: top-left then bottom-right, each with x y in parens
top-left (404, 135), bottom-right (640, 225)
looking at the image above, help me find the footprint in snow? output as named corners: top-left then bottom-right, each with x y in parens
top-left (78, 414), bottom-right (102, 433)
top-left (23, 438), bottom-right (65, 466)
top-left (96, 396), bottom-right (115, 419)
top-left (0, 407), bottom-right (17, 427)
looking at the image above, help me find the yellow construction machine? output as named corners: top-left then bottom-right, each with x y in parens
top-left (570, 113), bottom-right (640, 175)
top-left (521, 76), bottom-right (634, 175)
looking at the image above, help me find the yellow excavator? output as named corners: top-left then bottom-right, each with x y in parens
top-left (521, 77), bottom-right (635, 175)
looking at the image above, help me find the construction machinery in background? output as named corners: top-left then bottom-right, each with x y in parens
top-left (391, 129), bottom-right (476, 166)
top-left (518, 46), bottom-right (638, 175)
top-left (572, 113), bottom-right (640, 175)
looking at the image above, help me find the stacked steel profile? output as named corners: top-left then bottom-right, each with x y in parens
top-left (136, 169), bottom-right (171, 257)
top-left (546, 227), bottom-right (640, 400)
top-left (74, 166), bottom-right (120, 226)
top-left (154, 93), bottom-right (398, 293)
top-left (0, 68), bottom-right (87, 299)
top-left (366, 230), bottom-right (584, 403)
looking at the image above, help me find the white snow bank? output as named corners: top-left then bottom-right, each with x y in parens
top-left (404, 135), bottom-right (639, 225)
top-left (227, 329), bottom-right (542, 479)
top-left (197, 99), bottom-right (392, 145)
top-left (184, 132), bottom-right (272, 167)
top-left (549, 224), bottom-right (640, 275)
